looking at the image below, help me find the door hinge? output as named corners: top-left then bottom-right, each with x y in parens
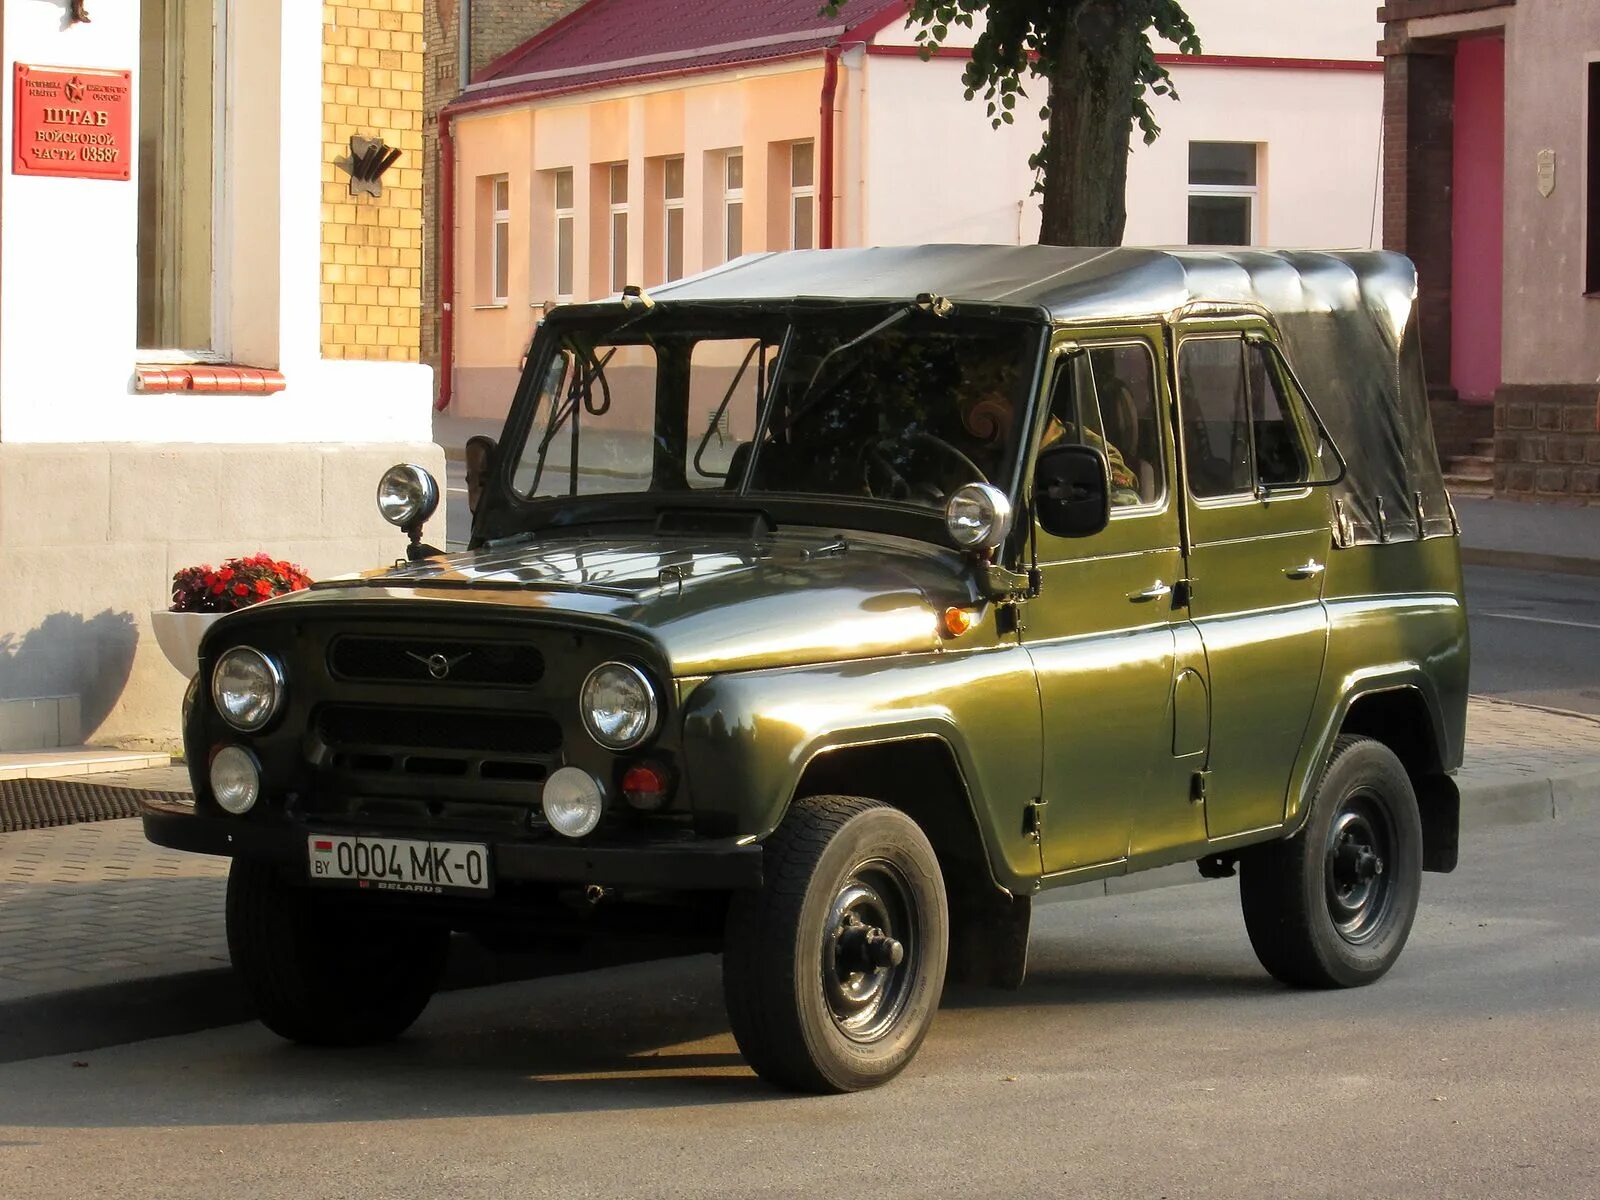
top-left (1023, 797), bottom-right (1047, 842)
top-left (1189, 770), bottom-right (1208, 806)
top-left (1174, 577), bottom-right (1195, 607)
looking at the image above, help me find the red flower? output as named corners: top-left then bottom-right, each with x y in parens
top-left (212, 583), bottom-right (225, 595)
top-left (254, 579), bottom-right (272, 596)
top-left (233, 583), bottom-right (249, 596)
top-left (219, 567), bottom-right (234, 582)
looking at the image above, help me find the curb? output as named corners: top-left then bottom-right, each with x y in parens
top-left (1461, 546), bottom-right (1600, 578)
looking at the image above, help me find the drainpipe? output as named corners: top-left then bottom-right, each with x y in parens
top-left (436, 113), bottom-right (456, 411)
top-left (819, 46), bottom-right (839, 248)
top-left (458, 0), bottom-right (471, 89)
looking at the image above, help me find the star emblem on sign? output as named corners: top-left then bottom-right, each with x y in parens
top-left (64, 77), bottom-right (85, 102)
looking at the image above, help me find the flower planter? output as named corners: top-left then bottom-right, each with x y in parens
top-left (151, 609), bottom-right (225, 678)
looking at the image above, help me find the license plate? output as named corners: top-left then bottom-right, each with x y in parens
top-left (307, 834), bottom-right (491, 897)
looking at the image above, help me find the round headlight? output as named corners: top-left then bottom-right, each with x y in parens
top-left (580, 662), bottom-right (659, 750)
top-left (211, 646), bottom-right (284, 732)
top-left (210, 745), bottom-right (261, 815)
top-left (376, 463), bottom-right (440, 528)
top-left (945, 482), bottom-right (1013, 552)
top-left (542, 766), bottom-right (606, 838)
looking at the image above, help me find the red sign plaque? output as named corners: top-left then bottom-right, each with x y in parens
top-left (12, 63), bottom-right (132, 181)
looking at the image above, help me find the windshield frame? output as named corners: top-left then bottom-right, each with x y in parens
top-left (473, 299), bottom-right (1051, 551)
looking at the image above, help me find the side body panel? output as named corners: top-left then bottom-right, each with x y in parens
top-left (678, 637), bottom-right (1046, 894)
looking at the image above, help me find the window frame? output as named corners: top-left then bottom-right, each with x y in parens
top-left (136, 0), bottom-right (228, 361)
top-left (789, 140), bottom-right (815, 250)
top-left (553, 167), bottom-right (575, 301)
top-left (1186, 141), bottom-right (1261, 248)
top-left (608, 162), bottom-right (629, 295)
top-left (489, 174), bottom-right (511, 306)
top-left (663, 155), bottom-right (685, 283)
top-left (724, 150), bottom-right (744, 262)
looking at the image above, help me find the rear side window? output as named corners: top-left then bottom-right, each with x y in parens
top-left (1178, 335), bottom-right (1314, 498)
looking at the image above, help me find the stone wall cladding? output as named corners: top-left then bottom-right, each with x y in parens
top-left (1492, 385), bottom-right (1600, 502)
top-left (421, 1), bottom-right (586, 396)
top-left (322, 0), bottom-right (426, 362)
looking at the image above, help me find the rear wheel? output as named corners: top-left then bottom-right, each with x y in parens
top-left (1239, 736), bottom-right (1423, 988)
top-left (226, 859), bottom-right (449, 1046)
top-left (723, 796), bottom-right (948, 1093)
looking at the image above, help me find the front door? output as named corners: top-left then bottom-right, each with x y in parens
top-left (1025, 331), bottom-right (1205, 876)
top-left (1174, 324), bottom-right (1333, 840)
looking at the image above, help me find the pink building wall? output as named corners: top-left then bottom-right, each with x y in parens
top-left (1450, 36), bottom-right (1506, 404)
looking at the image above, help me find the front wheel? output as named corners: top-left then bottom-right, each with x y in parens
top-left (226, 859), bottom-right (450, 1046)
top-left (723, 796), bottom-right (948, 1093)
top-left (1239, 735), bottom-right (1423, 988)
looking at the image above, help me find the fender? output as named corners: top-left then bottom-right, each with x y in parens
top-left (679, 645), bottom-right (1045, 894)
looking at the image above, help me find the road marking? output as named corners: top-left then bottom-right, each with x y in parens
top-left (1479, 611), bottom-right (1600, 632)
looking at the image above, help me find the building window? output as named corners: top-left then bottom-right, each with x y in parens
top-left (724, 151), bottom-right (744, 261)
top-left (489, 176), bottom-right (511, 304)
top-left (664, 156), bottom-right (685, 282)
top-left (1587, 64), bottom-right (1600, 294)
top-left (553, 168), bottom-right (574, 300)
top-left (137, 0), bottom-right (217, 352)
top-left (790, 140), bottom-right (815, 250)
top-left (1187, 142), bottom-right (1260, 247)
top-left (609, 163), bottom-right (630, 293)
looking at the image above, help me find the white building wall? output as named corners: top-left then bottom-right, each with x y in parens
top-left (861, 0), bottom-right (1381, 251)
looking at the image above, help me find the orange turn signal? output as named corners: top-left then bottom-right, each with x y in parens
top-left (940, 606), bottom-right (976, 638)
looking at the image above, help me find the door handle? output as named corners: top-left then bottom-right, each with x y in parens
top-left (1284, 559), bottom-right (1325, 580)
top-left (1128, 581), bottom-right (1173, 603)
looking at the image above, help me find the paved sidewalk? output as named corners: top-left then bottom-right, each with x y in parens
top-left (0, 698), bottom-right (1594, 1039)
top-left (1455, 496), bottom-right (1600, 576)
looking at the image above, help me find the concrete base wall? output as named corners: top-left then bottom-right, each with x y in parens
top-left (0, 440), bottom-right (445, 749)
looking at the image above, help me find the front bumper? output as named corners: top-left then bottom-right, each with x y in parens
top-left (140, 798), bottom-right (764, 891)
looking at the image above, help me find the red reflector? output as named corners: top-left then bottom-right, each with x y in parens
top-left (622, 765), bottom-right (666, 795)
top-left (314, 840), bottom-right (333, 852)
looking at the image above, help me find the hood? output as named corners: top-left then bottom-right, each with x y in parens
top-left (294, 529), bottom-right (983, 675)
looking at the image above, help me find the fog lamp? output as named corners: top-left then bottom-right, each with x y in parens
top-left (210, 745), bottom-right (261, 815)
top-left (945, 483), bottom-right (1013, 552)
top-left (542, 766), bottom-right (606, 838)
top-left (376, 463), bottom-right (440, 529)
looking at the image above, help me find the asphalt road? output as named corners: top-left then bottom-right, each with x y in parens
top-left (3, 806), bottom-right (1596, 1199)
top-left (1465, 565), bottom-right (1600, 714)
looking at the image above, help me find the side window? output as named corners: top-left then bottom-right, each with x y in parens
top-left (1246, 343), bottom-right (1311, 487)
top-left (687, 338), bottom-right (765, 488)
top-left (1042, 342), bottom-right (1165, 508)
top-left (1178, 337), bottom-right (1252, 499)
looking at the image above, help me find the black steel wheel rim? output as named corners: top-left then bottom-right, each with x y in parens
top-left (1324, 791), bottom-right (1396, 944)
top-left (820, 858), bottom-right (919, 1044)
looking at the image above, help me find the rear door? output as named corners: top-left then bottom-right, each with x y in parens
top-left (1174, 321), bottom-right (1333, 840)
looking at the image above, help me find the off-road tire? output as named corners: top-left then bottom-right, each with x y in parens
top-left (226, 858), bottom-right (450, 1046)
top-left (723, 795), bottom-right (949, 1093)
top-left (1240, 735), bottom-right (1423, 989)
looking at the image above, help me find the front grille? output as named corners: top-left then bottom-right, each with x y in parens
top-left (315, 704), bottom-right (561, 789)
top-left (328, 635), bottom-right (545, 687)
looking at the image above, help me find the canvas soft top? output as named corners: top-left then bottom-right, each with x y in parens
top-left (646, 245), bottom-right (1452, 546)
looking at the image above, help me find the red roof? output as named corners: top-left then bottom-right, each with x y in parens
top-left (466, 0), bottom-right (907, 105)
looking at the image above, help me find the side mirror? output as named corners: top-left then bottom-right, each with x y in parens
top-left (463, 435), bottom-right (497, 516)
top-left (1034, 443), bottom-right (1110, 539)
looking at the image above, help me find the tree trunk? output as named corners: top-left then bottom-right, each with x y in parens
top-left (1037, 2), bottom-right (1148, 247)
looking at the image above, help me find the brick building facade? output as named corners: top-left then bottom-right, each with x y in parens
top-left (420, 1), bottom-right (584, 391)
top-left (322, 0), bottom-right (426, 361)
top-left (1380, 0), bottom-right (1600, 503)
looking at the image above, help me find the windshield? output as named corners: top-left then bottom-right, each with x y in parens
top-left (510, 308), bottom-right (1039, 513)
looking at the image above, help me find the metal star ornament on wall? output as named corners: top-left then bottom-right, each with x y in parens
top-left (335, 135), bottom-right (402, 198)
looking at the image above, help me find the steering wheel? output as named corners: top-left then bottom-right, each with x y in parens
top-left (860, 432), bottom-right (987, 505)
